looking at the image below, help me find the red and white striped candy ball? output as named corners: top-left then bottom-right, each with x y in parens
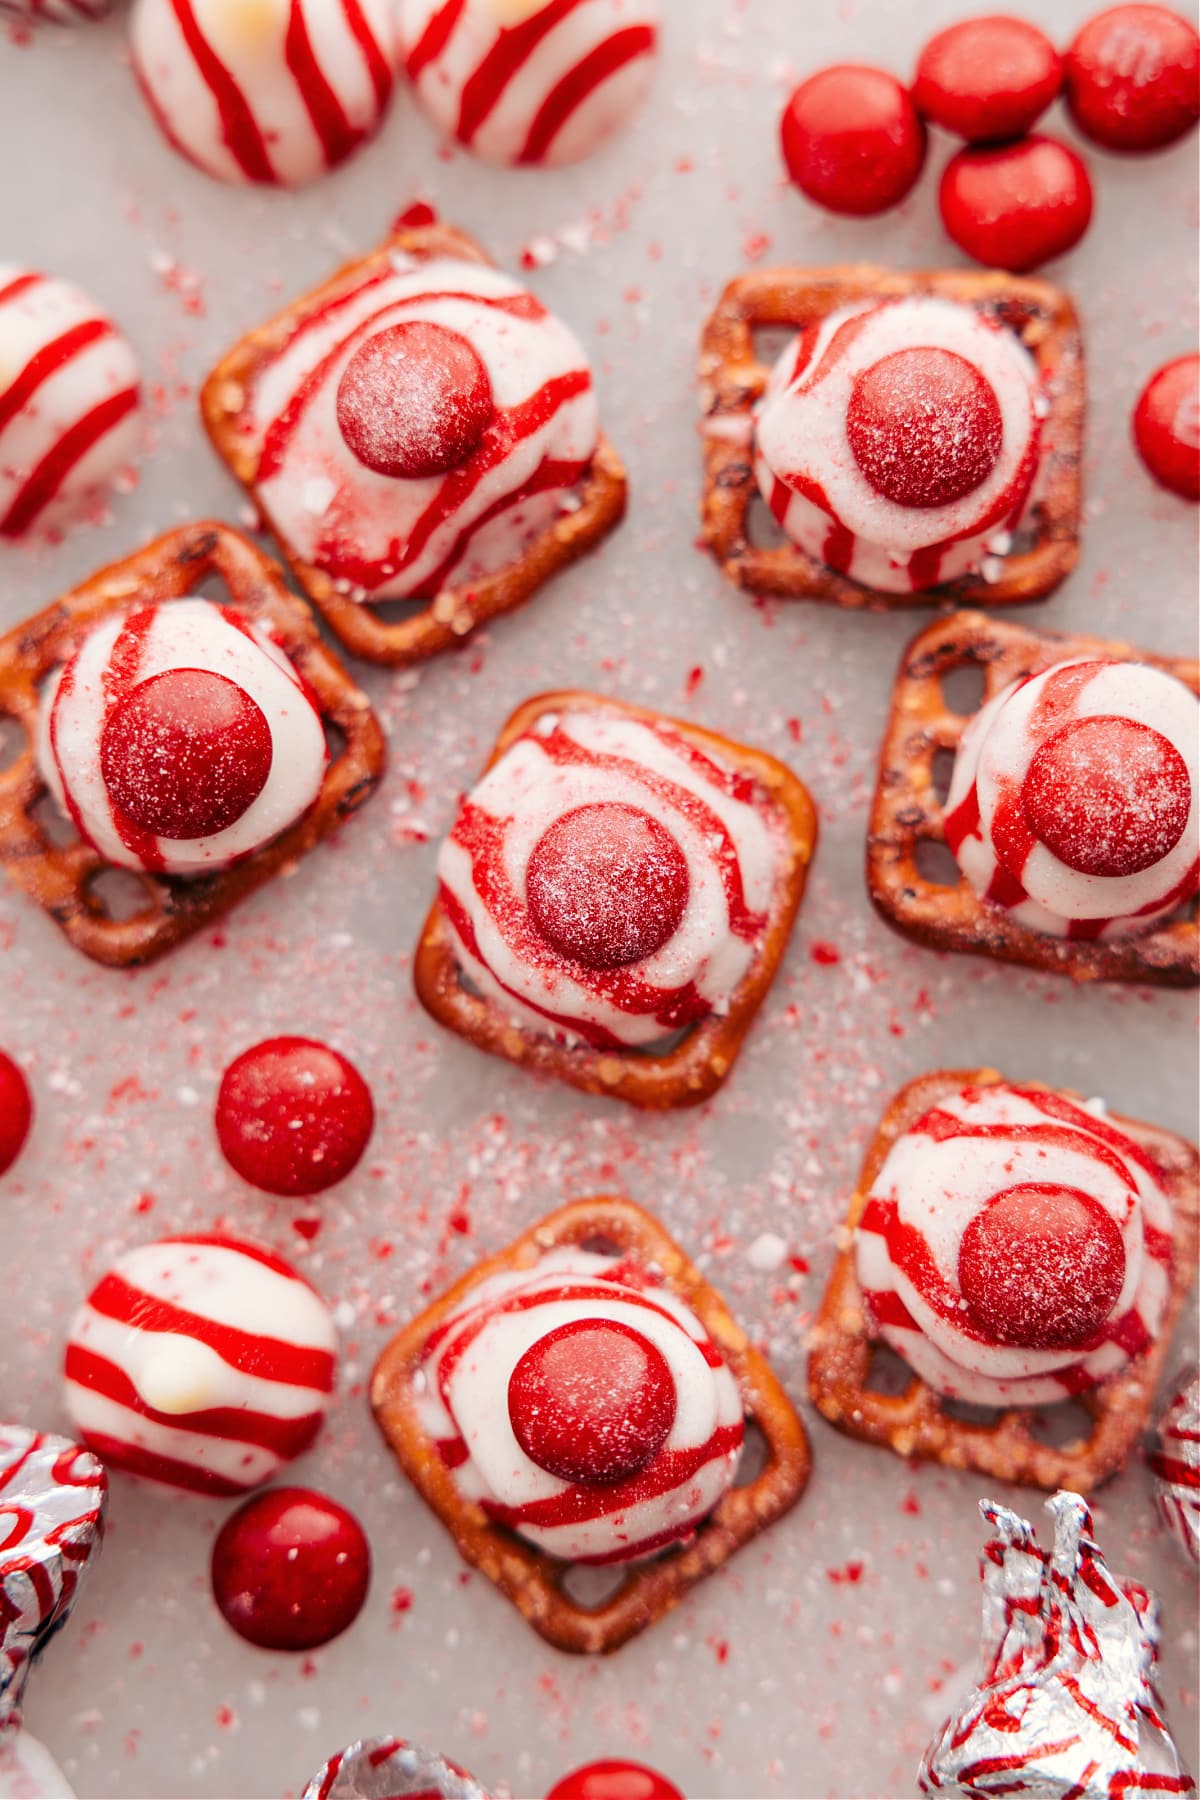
top-left (402, 0), bottom-right (660, 168)
top-left (0, 268), bottom-right (140, 541)
top-left (0, 0), bottom-right (110, 21)
top-left (130, 0), bottom-right (398, 188)
top-left (63, 1234), bottom-right (338, 1497)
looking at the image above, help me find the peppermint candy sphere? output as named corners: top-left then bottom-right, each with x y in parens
top-left (416, 1247), bottom-right (743, 1563)
top-left (233, 252), bottom-right (599, 604)
top-left (855, 1084), bottom-right (1176, 1407)
top-left (130, 0), bottom-right (398, 188)
top-left (0, 268), bottom-right (140, 540)
top-left (438, 706), bottom-right (782, 1049)
top-left (36, 598), bottom-right (328, 876)
top-left (945, 658), bottom-right (1199, 939)
top-left (401, 0), bottom-right (660, 168)
top-left (1149, 1376), bottom-right (1199, 1564)
top-left (63, 1234), bottom-right (338, 1496)
top-left (754, 295), bottom-right (1042, 594)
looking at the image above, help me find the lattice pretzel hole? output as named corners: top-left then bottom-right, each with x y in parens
top-left (939, 663), bottom-right (987, 716)
top-left (914, 839), bottom-right (960, 889)
top-left (85, 867), bottom-right (159, 924)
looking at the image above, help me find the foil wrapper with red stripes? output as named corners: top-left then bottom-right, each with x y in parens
top-left (918, 1490), bottom-right (1197, 1799)
top-left (1151, 1375), bottom-right (1200, 1567)
top-left (302, 1737), bottom-right (488, 1800)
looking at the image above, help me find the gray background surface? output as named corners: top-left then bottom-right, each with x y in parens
top-left (0, 2), bottom-right (1197, 1796)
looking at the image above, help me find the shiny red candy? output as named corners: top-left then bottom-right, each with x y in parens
top-left (780, 65), bottom-right (927, 215)
top-left (508, 1319), bottom-right (676, 1487)
top-left (847, 347), bottom-right (1003, 509)
top-left (546, 1763), bottom-right (684, 1800)
top-left (215, 1036), bottom-right (374, 1197)
top-left (336, 320), bottom-right (494, 480)
top-left (100, 668), bottom-right (273, 841)
top-left (1134, 354), bottom-right (1200, 499)
top-left (959, 1183), bottom-right (1126, 1350)
top-left (1065, 4), bottom-right (1200, 151)
top-left (914, 15), bottom-right (1063, 141)
top-left (0, 1051), bottom-right (32, 1177)
top-left (1023, 715), bottom-right (1191, 876)
top-left (526, 803), bottom-right (690, 971)
top-left (211, 1487), bottom-right (370, 1652)
top-left (938, 134), bottom-right (1094, 271)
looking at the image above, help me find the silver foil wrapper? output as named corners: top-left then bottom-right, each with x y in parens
top-left (919, 1490), bottom-right (1197, 1799)
top-left (303, 1738), bottom-right (488, 1800)
top-left (1150, 1375), bottom-right (1200, 1567)
top-left (0, 1426), bottom-right (107, 1735)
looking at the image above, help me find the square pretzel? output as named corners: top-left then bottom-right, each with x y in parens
top-left (371, 1195), bottom-right (812, 1655)
top-left (699, 264), bottom-right (1084, 610)
top-left (807, 1068), bottom-right (1200, 1493)
top-left (867, 609), bottom-right (1200, 986)
top-left (201, 219), bottom-right (627, 669)
top-left (0, 522), bottom-right (385, 968)
top-left (413, 690), bottom-right (818, 1109)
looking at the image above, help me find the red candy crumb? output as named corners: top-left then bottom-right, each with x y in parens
top-left (0, 1051), bottom-right (32, 1177)
top-left (1065, 4), bottom-right (1200, 151)
top-left (215, 1036), bottom-right (374, 1197)
top-left (508, 1319), bottom-right (676, 1486)
top-left (336, 321), bottom-right (494, 480)
top-left (847, 347), bottom-right (1003, 509)
top-left (810, 940), bottom-right (841, 965)
top-left (914, 15), bottom-right (1063, 141)
top-left (958, 1183), bottom-right (1126, 1350)
top-left (780, 65), bottom-right (927, 216)
top-left (1134, 353), bottom-right (1200, 499)
top-left (526, 803), bottom-right (690, 970)
top-left (211, 1487), bottom-right (370, 1652)
top-left (546, 1763), bottom-right (685, 1800)
top-left (938, 134), bottom-right (1094, 271)
top-left (101, 669), bottom-right (273, 841)
top-left (1022, 715), bottom-right (1191, 875)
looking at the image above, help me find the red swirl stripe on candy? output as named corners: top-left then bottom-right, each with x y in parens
top-left (518, 23), bottom-right (658, 164)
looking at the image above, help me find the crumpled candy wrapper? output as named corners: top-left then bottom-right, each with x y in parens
top-left (303, 1737), bottom-right (488, 1800)
top-left (0, 1426), bottom-right (108, 1800)
top-left (1150, 1375), bottom-right (1200, 1568)
top-left (918, 1490), bottom-right (1196, 1799)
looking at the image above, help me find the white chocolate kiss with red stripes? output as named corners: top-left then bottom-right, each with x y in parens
top-left (130, 0), bottom-right (397, 188)
top-left (241, 254), bottom-right (600, 604)
top-left (754, 296), bottom-right (1043, 595)
top-left (402, 0), bottom-right (660, 169)
top-left (416, 1247), bottom-right (743, 1563)
top-left (437, 710), bottom-right (781, 1049)
top-left (945, 659), bottom-right (1199, 939)
top-left (855, 1085), bottom-right (1175, 1407)
top-left (0, 268), bottom-right (140, 540)
top-left (63, 1235), bottom-right (338, 1497)
top-left (35, 598), bottom-right (328, 876)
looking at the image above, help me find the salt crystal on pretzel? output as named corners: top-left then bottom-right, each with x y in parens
top-left (1150, 1375), bottom-right (1200, 1567)
top-left (303, 1737), bottom-right (487, 1800)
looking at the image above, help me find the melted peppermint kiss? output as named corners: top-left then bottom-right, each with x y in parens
top-left (846, 346), bottom-right (1003, 509)
top-left (525, 803), bottom-right (691, 971)
top-left (216, 1037), bottom-right (375, 1197)
top-left (508, 1318), bottom-right (677, 1486)
top-left (958, 1183), bottom-right (1127, 1351)
top-left (211, 1487), bottom-right (370, 1652)
top-left (336, 322), bottom-right (495, 481)
top-left (1021, 716), bottom-right (1191, 878)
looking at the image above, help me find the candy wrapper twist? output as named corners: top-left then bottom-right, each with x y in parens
top-left (1150, 1376), bottom-right (1200, 1568)
top-left (303, 1737), bottom-right (488, 1800)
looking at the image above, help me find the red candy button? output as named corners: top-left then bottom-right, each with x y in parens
top-left (959, 1183), bottom-right (1126, 1351)
top-left (1065, 4), bottom-right (1200, 151)
top-left (1134, 353), bottom-right (1200, 499)
top-left (336, 320), bottom-right (494, 480)
top-left (914, 15), bottom-right (1063, 141)
top-left (509, 1319), bottom-right (676, 1487)
top-left (100, 668), bottom-right (273, 842)
top-left (0, 1051), bottom-right (32, 1178)
top-left (1022, 714), bottom-right (1191, 876)
top-left (846, 347), bottom-right (1003, 509)
top-left (547, 1763), bottom-right (684, 1800)
top-left (216, 1036), bottom-right (374, 1197)
top-left (780, 65), bottom-right (927, 215)
top-left (939, 134), bottom-right (1094, 271)
top-left (211, 1487), bottom-right (370, 1652)
top-left (526, 803), bottom-right (690, 971)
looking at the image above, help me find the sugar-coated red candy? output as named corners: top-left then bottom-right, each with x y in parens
top-left (0, 1050), bottom-right (32, 1177)
top-left (508, 1318), bottom-right (677, 1486)
top-left (847, 347), bottom-right (1003, 509)
top-left (1065, 4), bottom-right (1200, 151)
top-left (781, 65), bottom-right (927, 215)
top-left (546, 1763), bottom-right (685, 1800)
top-left (939, 134), bottom-right (1094, 270)
top-left (1134, 353), bottom-right (1200, 499)
top-left (914, 15), bottom-right (1063, 141)
top-left (958, 1183), bottom-right (1126, 1351)
top-left (211, 1486), bottom-right (370, 1651)
top-left (215, 1036), bottom-right (374, 1197)
top-left (1022, 716), bottom-right (1191, 876)
top-left (525, 802), bottom-right (690, 971)
top-left (336, 321), bottom-right (495, 481)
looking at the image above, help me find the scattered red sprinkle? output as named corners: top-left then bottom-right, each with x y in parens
top-left (685, 665), bottom-right (705, 697)
top-left (291, 1216), bottom-right (322, 1242)
top-left (827, 1559), bottom-right (865, 1584)
top-left (390, 1586), bottom-right (413, 1615)
top-left (810, 941), bottom-right (841, 965)
top-left (393, 200), bottom-right (437, 230)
